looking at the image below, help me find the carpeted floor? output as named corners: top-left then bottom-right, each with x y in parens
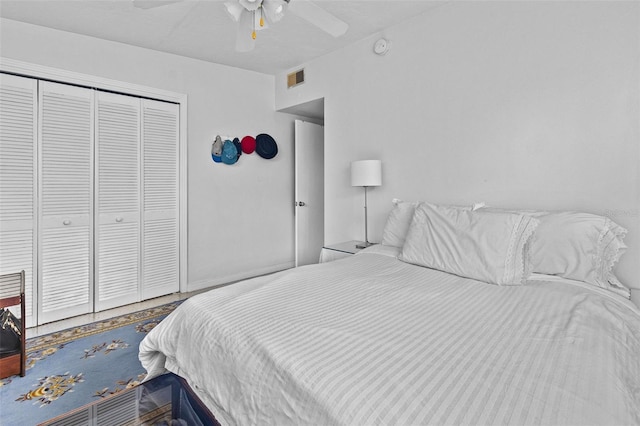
top-left (0, 301), bottom-right (183, 426)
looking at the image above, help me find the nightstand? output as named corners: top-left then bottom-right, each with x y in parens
top-left (319, 241), bottom-right (365, 263)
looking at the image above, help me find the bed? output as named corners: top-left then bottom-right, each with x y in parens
top-left (139, 201), bottom-right (640, 425)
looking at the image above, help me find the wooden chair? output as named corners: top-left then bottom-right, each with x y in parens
top-left (0, 271), bottom-right (26, 379)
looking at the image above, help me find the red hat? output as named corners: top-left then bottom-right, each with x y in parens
top-left (241, 136), bottom-right (256, 154)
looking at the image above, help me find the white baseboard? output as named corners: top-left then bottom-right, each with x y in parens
top-left (186, 261), bottom-right (295, 293)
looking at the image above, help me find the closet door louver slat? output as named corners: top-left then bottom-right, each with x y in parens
top-left (0, 74), bottom-right (37, 326)
top-left (142, 100), bottom-right (179, 300)
top-left (95, 92), bottom-right (140, 311)
top-left (39, 81), bottom-right (94, 324)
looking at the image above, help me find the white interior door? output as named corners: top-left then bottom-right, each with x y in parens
top-left (95, 92), bottom-right (140, 311)
top-left (0, 73), bottom-right (38, 327)
top-left (295, 120), bottom-right (324, 267)
top-left (39, 81), bottom-right (94, 324)
top-left (141, 99), bottom-right (179, 300)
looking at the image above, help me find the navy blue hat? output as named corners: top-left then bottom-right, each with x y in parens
top-left (233, 137), bottom-right (242, 160)
top-left (255, 133), bottom-right (278, 159)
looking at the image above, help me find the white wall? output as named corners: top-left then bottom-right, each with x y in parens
top-left (275, 1), bottom-right (640, 289)
top-left (1, 19), bottom-right (296, 292)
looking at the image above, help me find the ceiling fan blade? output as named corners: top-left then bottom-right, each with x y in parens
top-left (132, 0), bottom-right (182, 9)
top-left (288, 0), bottom-right (348, 38)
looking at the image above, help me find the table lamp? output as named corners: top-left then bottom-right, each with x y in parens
top-left (351, 160), bottom-right (382, 249)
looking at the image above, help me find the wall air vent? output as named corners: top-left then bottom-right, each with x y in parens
top-left (287, 69), bottom-right (305, 88)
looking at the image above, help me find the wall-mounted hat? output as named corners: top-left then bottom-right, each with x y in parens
top-left (255, 133), bottom-right (278, 159)
top-left (233, 137), bottom-right (242, 152)
top-left (233, 137), bottom-right (242, 160)
top-left (221, 139), bottom-right (238, 165)
top-left (211, 135), bottom-right (223, 163)
top-left (241, 135), bottom-right (256, 154)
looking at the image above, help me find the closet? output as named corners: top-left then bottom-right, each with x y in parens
top-left (0, 73), bottom-right (180, 326)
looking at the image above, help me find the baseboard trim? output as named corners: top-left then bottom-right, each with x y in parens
top-left (187, 262), bottom-right (295, 293)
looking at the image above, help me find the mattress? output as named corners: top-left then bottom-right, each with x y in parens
top-left (139, 246), bottom-right (640, 425)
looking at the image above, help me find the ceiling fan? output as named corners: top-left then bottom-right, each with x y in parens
top-left (132, 0), bottom-right (349, 52)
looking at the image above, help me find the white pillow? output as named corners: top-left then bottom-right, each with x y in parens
top-left (528, 211), bottom-right (628, 297)
top-left (381, 199), bottom-right (474, 248)
top-left (380, 199), bottom-right (419, 248)
top-left (476, 206), bottom-right (629, 298)
top-left (399, 203), bottom-right (539, 286)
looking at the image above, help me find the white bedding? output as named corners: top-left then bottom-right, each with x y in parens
top-left (139, 247), bottom-right (640, 425)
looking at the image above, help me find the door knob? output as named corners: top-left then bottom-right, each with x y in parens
top-left (297, 201), bottom-right (306, 207)
top-left (63, 220), bottom-right (71, 225)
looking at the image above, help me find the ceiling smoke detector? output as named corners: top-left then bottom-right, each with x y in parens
top-left (374, 38), bottom-right (391, 55)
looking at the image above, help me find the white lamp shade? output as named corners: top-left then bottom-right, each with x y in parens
top-left (263, 0), bottom-right (287, 23)
top-left (224, 1), bottom-right (245, 21)
top-left (351, 160), bottom-right (382, 187)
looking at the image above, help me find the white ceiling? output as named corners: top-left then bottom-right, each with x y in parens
top-left (0, 0), bottom-right (445, 75)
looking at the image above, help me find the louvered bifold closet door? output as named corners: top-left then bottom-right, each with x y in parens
top-left (95, 92), bottom-right (140, 311)
top-left (39, 81), bottom-right (94, 324)
top-left (141, 100), bottom-right (179, 299)
top-left (0, 74), bottom-right (37, 327)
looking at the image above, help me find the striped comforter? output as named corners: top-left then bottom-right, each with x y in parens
top-left (139, 246), bottom-right (640, 425)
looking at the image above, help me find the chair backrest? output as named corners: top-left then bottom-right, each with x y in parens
top-left (0, 271), bottom-right (25, 308)
top-left (0, 270), bottom-right (26, 378)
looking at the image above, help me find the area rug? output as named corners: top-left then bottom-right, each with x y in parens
top-left (0, 300), bottom-right (183, 426)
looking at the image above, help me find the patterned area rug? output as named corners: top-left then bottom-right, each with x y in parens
top-left (0, 301), bottom-right (183, 426)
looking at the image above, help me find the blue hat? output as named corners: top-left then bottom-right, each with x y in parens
top-left (211, 135), bottom-right (223, 163)
top-left (221, 140), bottom-right (238, 165)
top-left (255, 133), bottom-right (278, 159)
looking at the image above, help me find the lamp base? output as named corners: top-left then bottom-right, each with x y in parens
top-left (356, 241), bottom-right (376, 249)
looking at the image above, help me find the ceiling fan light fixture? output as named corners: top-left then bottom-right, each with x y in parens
top-left (224, 1), bottom-right (244, 22)
top-left (262, 0), bottom-right (287, 23)
top-left (239, 0), bottom-right (262, 11)
top-left (225, 0), bottom-right (347, 52)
